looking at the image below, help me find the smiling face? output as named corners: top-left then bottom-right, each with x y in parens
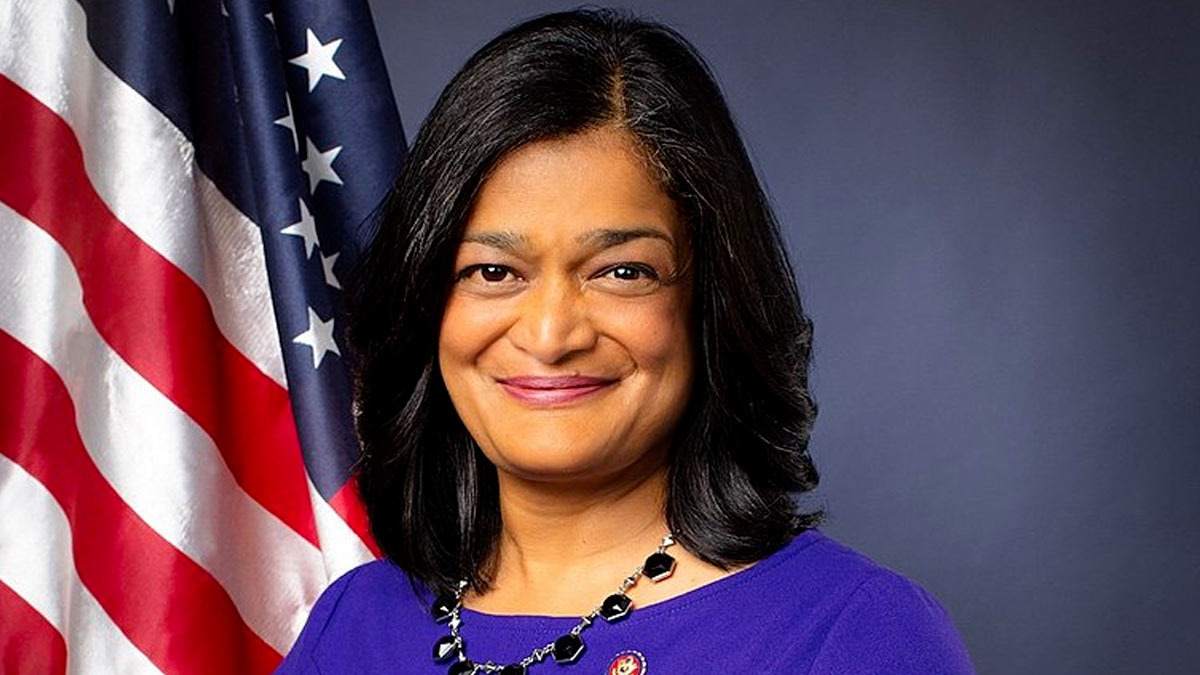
top-left (437, 126), bottom-right (693, 484)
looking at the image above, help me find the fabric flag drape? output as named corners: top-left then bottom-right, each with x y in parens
top-left (0, 0), bottom-right (405, 672)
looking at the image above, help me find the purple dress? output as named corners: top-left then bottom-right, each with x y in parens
top-left (275, 528), bottom-right (975, 674)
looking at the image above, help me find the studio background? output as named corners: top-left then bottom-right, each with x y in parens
top-left (366, 2), bottom-right (1200, 673)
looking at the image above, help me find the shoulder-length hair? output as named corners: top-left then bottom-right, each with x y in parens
top-left (347, 8), bottom-right (821, 597)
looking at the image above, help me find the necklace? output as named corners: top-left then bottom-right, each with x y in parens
top-left (430, 533), bottom-right (678, 675)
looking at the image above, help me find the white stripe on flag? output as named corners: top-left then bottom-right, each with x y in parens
top-left (0, 0), bottom-right (287, 388)
top-left (308, 477), bottom-right (376, 580)
top-left (0, 203), bottom-right (326, 653)
top-left (0, 454), bottom-right (167, 675)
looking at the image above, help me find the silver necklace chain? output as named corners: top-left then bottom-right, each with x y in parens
top-left (431, 533), bottom-right (678, 674)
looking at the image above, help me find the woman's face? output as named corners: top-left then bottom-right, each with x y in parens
top-left (438, 127), bottom-right (693, 484)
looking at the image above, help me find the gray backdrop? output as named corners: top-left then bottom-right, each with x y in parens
top-left (366, 2), bottom-right (1200, 673)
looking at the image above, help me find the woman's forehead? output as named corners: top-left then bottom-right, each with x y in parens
top-left (464, 127), bottom-right (681, 241)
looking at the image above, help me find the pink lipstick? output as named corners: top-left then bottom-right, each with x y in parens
top-left (496, 375), bottom-right (615, 406)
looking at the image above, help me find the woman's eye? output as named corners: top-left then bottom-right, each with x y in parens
top-left (458, 264), bottom-right (514, 283)
top-left (602, 264), bottom-right (658, 282)
top-left (478, 265), bottom-right (510, 282)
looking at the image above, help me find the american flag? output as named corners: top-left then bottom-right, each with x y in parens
top-left (0, 0), bottom-right (404, 672)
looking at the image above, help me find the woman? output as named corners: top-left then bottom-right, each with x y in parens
top-left (278, 9), bottom-right (973, 675)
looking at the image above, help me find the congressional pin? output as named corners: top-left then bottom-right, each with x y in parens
top-left (606, 649), bottom-right (647, 675)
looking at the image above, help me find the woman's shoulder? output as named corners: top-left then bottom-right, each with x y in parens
top-left (312, 558), bottom-right (426, 617)
top-left (756, 528), bottom-right (976, 674)
top-left (715, 527), bottom-right (931, 608)
top-left (274, 559), bottom-right (433, 674)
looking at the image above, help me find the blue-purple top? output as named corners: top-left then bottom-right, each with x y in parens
top-left (275, 528), bottom-right (975, 674)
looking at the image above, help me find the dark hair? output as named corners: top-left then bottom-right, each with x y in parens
top-left (348, 8), bottom-right (822, 597)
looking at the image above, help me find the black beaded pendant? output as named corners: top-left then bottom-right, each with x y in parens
top-left (431, 594), bottom-right (457, 623)
top-left (643, 552), bottom-right (676, 581)
top-left (430, 535), bottom-right (677, 674)
top-left (598, 593), bottom-right (632, 622)
top-left (433, 635), bottom-right (459, 662)
top-left (552, 633), bottom-right (585, 663)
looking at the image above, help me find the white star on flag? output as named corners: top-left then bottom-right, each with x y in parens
top-left (293, 307), bottom-right (341, 368)
top-left (302, 137), bottom-right (344, 193)
top-left (274, 95), bottom-right (298, 153)
top-left (321, 251), bottom-right (342, 289)
top-left (289, 28), bottom-right (346, 92)
top-left (280, 198), bottom-right (320, 258)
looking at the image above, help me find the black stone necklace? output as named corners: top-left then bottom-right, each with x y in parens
top-left (430, 533), bottom-right (678, 675)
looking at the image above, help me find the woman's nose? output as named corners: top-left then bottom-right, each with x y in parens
top-left (507, 275), bottom-right (597, 364)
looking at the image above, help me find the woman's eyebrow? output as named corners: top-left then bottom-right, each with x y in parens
top-left (576, 227), bottom-right (674, 249)
top-left (461, 227), bottom-right (673, 252)
top-left (461, 230), bottom-right (529, 251)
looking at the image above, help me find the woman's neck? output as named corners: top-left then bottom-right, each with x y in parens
top-left (463, 452), bottom-right (737, 616)
top-left (469, 450), bottom-right (668, 613)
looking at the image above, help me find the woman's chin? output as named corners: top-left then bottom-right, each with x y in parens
top-left (493, 453), bottom-right (610, 483)
top-left (487, 445), bottom-right (632, 485)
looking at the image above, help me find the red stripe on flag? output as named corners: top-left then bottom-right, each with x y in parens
top-left (0, 74), bottom-right (319, 546)
top-left (330, 477), bottom-right (381, 558)
top-left (0, 331), bottom-right (281, 675)
top-left (0, 580), bottom-right (66, 675)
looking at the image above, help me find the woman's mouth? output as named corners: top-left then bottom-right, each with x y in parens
top-left (495, 375), bottom-right (617, 406)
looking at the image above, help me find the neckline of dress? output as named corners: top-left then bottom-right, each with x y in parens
top-left (454, 527), bottom-right (824, 631)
